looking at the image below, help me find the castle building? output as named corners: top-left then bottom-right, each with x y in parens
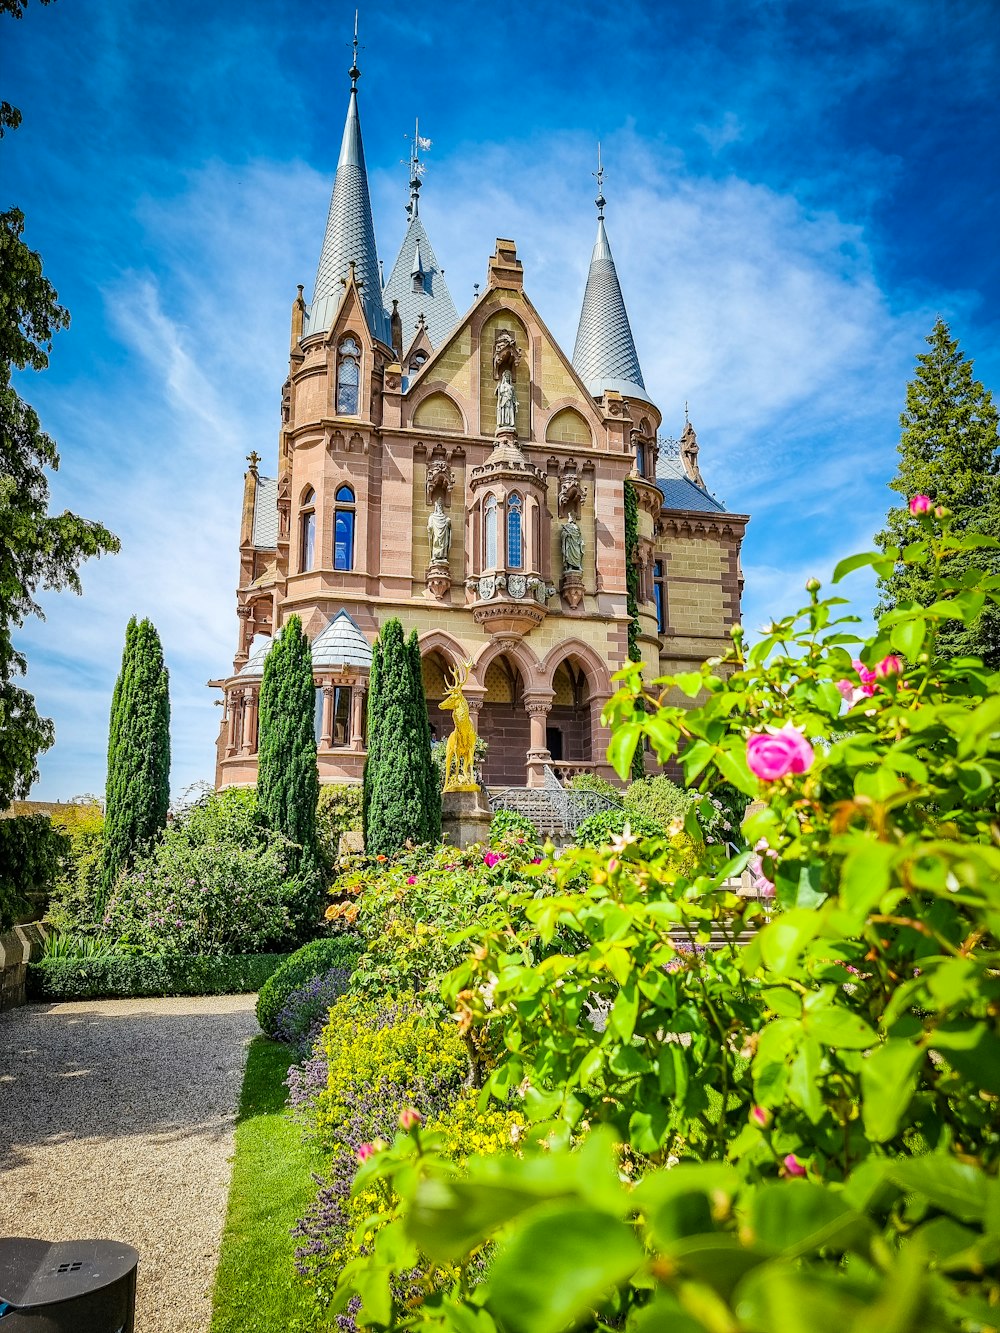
top-left (212, 50), bottom-right (748, 791)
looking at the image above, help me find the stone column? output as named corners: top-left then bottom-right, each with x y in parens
top-left (351, 683), bottom-right (366, 749)
top-left (235, 604), bottom-right (253, 667)
top-left (225, 690), bottom-right (238, 757)
top-left (524, 692), bottom-right (554, 788)
top-left (589, 693), bottom-right (614, 777)
top-left (240, 687), bottom-right (256, 755)
top-left (320, 681), bottom-right (334, 749)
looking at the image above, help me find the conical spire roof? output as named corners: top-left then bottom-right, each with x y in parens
top-left (383, 215), bottom-right (458, 352)
top-left (572, 201), bottom-right (650, 404)
top-left (305, 71), bottom-right (390, 344)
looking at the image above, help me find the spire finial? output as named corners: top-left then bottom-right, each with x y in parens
top-left (684, 399), bottom-right (689, 424)
top-left (404, 117), bottom-right (430, 219)
top-left (349, 10), bottom-right (361, 89)
top-left (593, 141), bottom-right (606, 218)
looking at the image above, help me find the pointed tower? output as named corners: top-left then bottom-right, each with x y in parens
top-left (572, 152), bottom-right (650, 404)
top-left (305, 29), bottom-right (390, 344)
top-left (382, 120), bottom-right (458, 354)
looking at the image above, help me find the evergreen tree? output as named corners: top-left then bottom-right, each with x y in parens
top-left (363, 619), bottom-right (439, 856)
top-left (875, 318), bottom-right (1000, 665)
top-left (407, 628), bottom-right (441, 844)
top-left (257, 615), bottom-right (318, 869)
top-left (624, 479), bottom-right (645, 779)
top-left (101, 617), bottom-right (170, 901)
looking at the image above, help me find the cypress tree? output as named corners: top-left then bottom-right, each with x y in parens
top-left (257, 615), bottom-right (318, 868)
top-left (363, 619), bottom-right (438, 856)
top-left (875, 318), bottom-right (1000, 665)
top-left (407, 629), bottom-right (441, 843)
top-left (101, 616), bottom-right (170, 903)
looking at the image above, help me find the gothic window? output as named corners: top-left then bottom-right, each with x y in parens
top-left (336, 337), bottom-right (361, 416)
top-left (334, 484), bottom-right (355, 571)
top-left (299, 488), bottom-right (316, 572)
top-left (484, 493), bottom-right (498, 569)
top-left (653, 559), bottom-right (667, 633)
top-left (332, 686), bottom-right (351, 746)
top-left (507, 492), bottom-right (523, 569)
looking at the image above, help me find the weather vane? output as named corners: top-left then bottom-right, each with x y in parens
top-left (349, 10), bottom-right (361, 89)
top-left (403, 118), bottom-right (433, 218)
top-left (594, 141), bottom-right (606, 218)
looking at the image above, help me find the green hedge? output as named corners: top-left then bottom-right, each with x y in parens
top-left (27, 953), bottom-right (289, 1002)
top-left (256, 936), bottom-right (363, 1037)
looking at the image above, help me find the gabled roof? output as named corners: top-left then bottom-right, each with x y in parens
top-left (310, 609), bottom-right (372, 670)
top-left (251, 476), bottom-right (278, 549)
top-left (572, 215), bottom-right (651, 405)
top-left (305, 82), bottom-right (390, 344)
top-left (656, 445), bottom-right (727, 514)
top-left (382, 214), bottom-right (458, 352)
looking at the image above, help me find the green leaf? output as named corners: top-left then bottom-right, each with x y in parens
top-left (956, 693), bottom-right (1000, 759)
top-left (629, 1102), bottom-right (672, 1154)
top-left (888, 1156), bottom-right (988, 1224)
top-left (839, 840), bottom-right (895, 914)
top-left (486, 1204), bottom-right (643, 1333)
top-left (607, 723), bottom-right (642, 780)
top-left (353, 1262), bottom-right (393, 1327)
top-left (805, 1006), bottom-right (878, 1050)
top-left (609, 976), bottom-right (639, 1043)
top-left (751, 1180), bottom-right (870, 1256)
top-left (889, 616), bottom-right (925, 659)
top-left (860, 1039), bottom-right (924, 1141)
top-left (833, 551), bottom-right (895, 584)
top-left (714, 745), bottom-right (758, 797)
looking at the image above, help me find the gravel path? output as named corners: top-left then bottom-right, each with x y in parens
top-left (0, 995), bottom-right (259, 1333)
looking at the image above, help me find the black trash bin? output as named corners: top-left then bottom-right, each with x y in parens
top-left (0, 1237), bottom-right (138, 1332)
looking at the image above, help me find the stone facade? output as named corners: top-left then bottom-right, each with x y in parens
top-left (211, 80), bottom-right (748, 792)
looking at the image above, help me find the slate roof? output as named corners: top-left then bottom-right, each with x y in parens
top-left (382, 214), bottom-right (458, 352)
top-left (655, 449), bottom-right (727, 514)
top-left (310, 609), bottom-right (373, 670)
top-left (238, 635), bottom-right (273, 679)
top-left (304, 84), bottom-right (390, 344)
top-left (572, 216), bottom-right (651, 405)
top-left (251, 476), bottom-right (278, 549)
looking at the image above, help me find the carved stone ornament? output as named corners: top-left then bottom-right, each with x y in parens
top-left (560, 570), bottom-right (585, 609)
top-left (426, 563), bottom-right (452, 600)
top-left (477, 574), bottom-right (497, 600)
top-left (506, 573), bottom-right (527, 600)
top-left (557, 471), bottom-right (587, 519)
top-left (427, 497), bottom-right (452, 563)
top-left (425, 458), bottom-right (455, 504)
top-left (491, 329), bottom-right (521, 381)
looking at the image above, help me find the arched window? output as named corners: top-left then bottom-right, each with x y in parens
top-left (483, 493), bottom-right (498, 569)
top-left (299, 488), bottom-right (316, 572)
top-left (409, 350), bottom-right (428, 376)
top-left (506, 492), bottom-right (523, 569)
top-left (336, 336), bottom-right (361, 416)
top-left (334, 484), bottom-right (355, 571)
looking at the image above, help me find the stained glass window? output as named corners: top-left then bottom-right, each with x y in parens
top-left (507, 492), bottom-right (523, 569)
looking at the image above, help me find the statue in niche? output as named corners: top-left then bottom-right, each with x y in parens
top-left (427, 496), bottom-right (452, 564)
top-left (495, 370), bottom-right (517, 432)
top-left (561, 514), bottom-right (584, 572)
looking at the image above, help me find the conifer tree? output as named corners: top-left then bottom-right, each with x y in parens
top-left (875, 318), bottom-right (1000, 665)
top-left (101, 617), bottom-right (170, 902)
top-left (363, 619), bottom-right (439, 856)
top-left (257, 615), bottom-right (318, 870)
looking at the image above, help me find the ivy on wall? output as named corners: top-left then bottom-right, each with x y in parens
top-left (623, 480), bottom-right (645, 779)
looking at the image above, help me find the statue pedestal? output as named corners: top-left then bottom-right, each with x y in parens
top-left (442, 788), bottom-right (492, 849)
top-left (426, 561), bottom-right (452, 599)
top-left (560, 570), bottom-right (584, 609)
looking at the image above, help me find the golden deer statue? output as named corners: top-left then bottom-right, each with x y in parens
top-left (440, 660), bottom-right (479, 793)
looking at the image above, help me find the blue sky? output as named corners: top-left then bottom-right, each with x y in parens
top-left (3, 0), bottom-right (998, 801)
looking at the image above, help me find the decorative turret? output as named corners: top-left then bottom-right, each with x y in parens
top-left (572, 149), bottom-right (651, 404)
top-left (382, 120), bottom-right (458, 352)
top-left (304, 23), bottom-right (390, 344)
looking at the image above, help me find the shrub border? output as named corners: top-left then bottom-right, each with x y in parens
top-left (27, 953), bottom-right (288, 1001)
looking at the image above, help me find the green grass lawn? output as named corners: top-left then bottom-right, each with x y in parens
top-left (211, 1036), bottom-right (325, 1333)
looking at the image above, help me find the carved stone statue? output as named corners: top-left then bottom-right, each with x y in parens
top-left (492, 329), bottom-right (520, 381)
top-left (495, 370), bottom-right (517, 432)
top-left (427, 497), bottom-right (452, 564)
top-left (680, 421), bottom-right (706, 488)
top-left (561, 515), bottom-right (584, 572)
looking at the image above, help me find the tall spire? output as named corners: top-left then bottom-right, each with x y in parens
top-left (572, 148), bottom-right (650, 404)
top-left (382, 120), bottom-right (458, 352)
top-left (305, 17), bottom-right (390, 343)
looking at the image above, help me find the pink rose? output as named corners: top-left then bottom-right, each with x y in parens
top-left (357, 1143), bottom-right (378, 1163)
top-left (530, 857), bottom-right (543, 865)
top-left (909, 494), bottom-right (932, 515)
top-left (483, 851), bottom-right (501, 868)
top-left (852, 659), bottom-right (878, 696)
top-left (398, 1107), bottom-right (422, 1131)
top-left (783, 1153), bottom-right (807, 1177)
top-left (406, 875), bottom-right (417, 885)
top-left (746, 725), bottom-right (814, 781)
top-left (749, 1105), bottom-right (772, 1129)
top-left (874, 654), bottom-right (903, 678)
